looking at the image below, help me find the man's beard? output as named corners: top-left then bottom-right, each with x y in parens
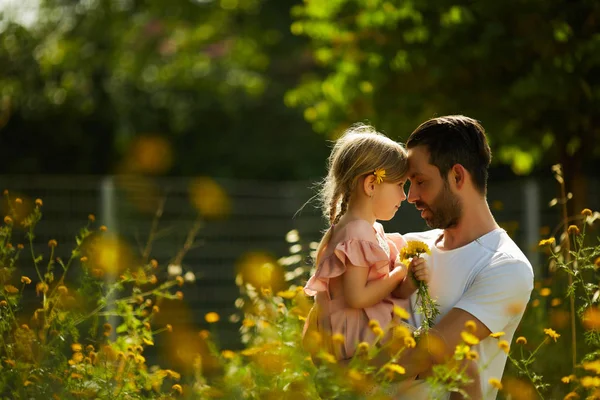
top-left (416, 181), bottom-right (462, 229)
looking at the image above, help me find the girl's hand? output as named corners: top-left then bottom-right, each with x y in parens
top-left (410, 257), bottom-right (430, 283)
top-left (390, 262), bottom-right (408, 282)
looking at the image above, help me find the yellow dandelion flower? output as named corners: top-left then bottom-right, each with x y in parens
top-left (466, 350), bottom-right (479, 360)
top-left (175, 291), bottom-right (184, 300)
top-left (516, 336), bottom-right (527, 345)
top-left (135, 354), bottom-right (145, 364)
top-left (88, 214), bottom-right (95, 222)
top-left (400, 240), bottom-right (431, 260)
top-left (321, 352), bottom-right (337, 364)
top-left (498, 340), bottom-right (510, 353)
top-left (277, 290), bottom-right (297, 299)
top-left (551, 298), bottom-right (562, 307)
top-left (199, 330), bottom-right (209, 339)
top-left (150, 259), bottom-right (158, 268)
top-left (582, 208), bottom-right (593, 217)
top-left (20, 276), bottom-right (31, 285)
top-left (373, 326), bottom-right (384, 337)
top-left (544, 328), bottom-right (560, 342)
top-left (71, 343), bottom-right (82, 352)
top-left (539, 288), bottom-right (551, 297)
top-left (4, 216), bottom-right (13, 225)
top-left (48, 239), bottom-right (57, 248)
top-left (581, 376), bottom-right (600, 388)
top-left (205, 312), bottom-right (220, 323)
top-left (567, 225), bottom-right (580, 235)
top-left (242, 319), bottom-right (255, 328)
top-left (85, 345), bottom-right (95, 353)
top-left (176, 276), bottom-right (184, 286)
top-left (71, 352), bottom-right (84, 363)
top-left (564, 391), bottom-right (579, 399)
top-left (357, 342), bottom-right (370, 353)
top-left (348, 369), bottom-right (364, 382)
top-left (455, 344), bottom-right (470, 357)
top-left (17, 244), bottom-right (24, 250)
top-left (166, 324), bottom-right (173, 333)
top-left (23, 380), bottom-right (33, 386)
top-left (70, 373), bottom-right (83, 380)
top-left (373, 168), bottom-right (386, 184)
top-left (461, 331), bottom-right (480, 346)
top-left (35, 199), bottom-right (43, 207)
top-left (15, 198), bottom-right (22, 205)
top-left (149, 275), bottom-right (158, 284)
top-left (103, 323), bottom-right (112, 332)
top-left (488, 378), bottom-right (503, 390)
top-left (152, 305), bottom-right (160, 314)
top-left (403, 336), bottom-right (416, 348)
top-left (464, 320), bottom-right (477, 333)
top-left (368, 319), bottom-right (380, 329)
top-left (332, 333), bottom-right (345, 344)
top-left (393, 325), bottom-right (411, 339)
top-left (538, 237), bottom-right (556, 247)
top-left (143, 338), bottom-right (154, 346)
top-left (0, 300), bottom-right (7, 306)
top-left (221, 350), bottom-right (235, 359)
top-left (172, 384), bottom-right (183, 395)
top-left (583, 360), bottom-right (600, 374)
top-left (4, 285), bottom-right (19, 294)
top-left (562, 375), bottom-right (577, 384)
top-left (393, 305), bottom-right (410, 320)
top-left (384, 363), bottom-right (406, 375)
top-left (490, 331), bottom-right (505, 338)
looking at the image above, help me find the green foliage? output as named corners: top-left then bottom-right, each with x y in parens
top-left (289, 0), bottom-right (600, 175)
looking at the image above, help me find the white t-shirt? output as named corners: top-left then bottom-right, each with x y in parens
top-left (396, 228), bottom-right (534, 400)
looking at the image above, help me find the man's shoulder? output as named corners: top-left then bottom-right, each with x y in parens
top-left (482, 230), bottom-right (533, 275)
top-left (402, 229), bottom-right (443, 244)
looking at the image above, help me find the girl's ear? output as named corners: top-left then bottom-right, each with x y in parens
top-left (363, 174), bottom-right (376, 197)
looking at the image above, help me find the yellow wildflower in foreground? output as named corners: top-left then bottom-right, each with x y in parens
top-left (580, 376), bottom-right (600, 388)
top-left (71, 343), bottom-right (82, 352)
top-left (393, 305), bottom-right (410, 320)
top-left (539, 288), bottom-right (551, 297)
top-left (464, 320), bottom-right (477, 333)
top-left (461, 331), bottom-right (480, 346)
top-left (466, 350), bottom-right (479, 360)
top-left (583, 360), bottom-right (600, 374)
top-left (348, 369), bottom-right (364, 382)
top-left (368, 319), bottom-right (380, 329)
top-left (538, 237), bottom-right (556, 247)
top-left (205, 312), bottom-right (220, 323)
top-left (4, 285), bottom-right (19, 294)
top-left (581, 208), bottom-right (593, 217)
top-left (489, 331), bottom-right (505, 338)
top-left (383, 363), bottom-right (406, 375)
top-left (172, 384), bottom-right (183, 395)
top-left (567, 225), bottom-right (580, 235)
top-left (221, 350), bottom-right (236, 359)
top-left (277, 290), bottom-right (297, 299)
top-left (562, 375), bottom-right (577, 384)
top-left (20, 276), bottom-right (31, 285)
top-left (516, 336), bottom-right (527, 345)
top-left (544, 328), bottom-right (560, 342)
top-left (498, 340), bottom-right (510, 353)
top-left (321, 352), bottom-right (337, 364)
top-left (357, 342), bottom-right (369, 353)
top-left (488, 378), bottom-right (503, 390)
top-left (332, 333), bottom-right (345, 344)
top-left (403, 336), bottom-right (416, 348)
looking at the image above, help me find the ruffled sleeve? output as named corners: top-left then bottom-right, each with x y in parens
top-left (386, 232), bottom-right (407, 268)
top-left (304, 221), bottom-right (391, 296)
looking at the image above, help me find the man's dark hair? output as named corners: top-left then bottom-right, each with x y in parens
top-left (406, 115), bottom-right (492, 195)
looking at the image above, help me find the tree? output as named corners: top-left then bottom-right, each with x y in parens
top-left (287, 0), bottom-right (600, 196)
top-left (0, 0), bottom-right (329, 179)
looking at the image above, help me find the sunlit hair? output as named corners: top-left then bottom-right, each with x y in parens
top-left (312, 124), bottom-right (408, 267)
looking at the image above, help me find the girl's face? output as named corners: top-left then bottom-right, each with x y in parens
top-left (372, 180), bottom-right (407, 221)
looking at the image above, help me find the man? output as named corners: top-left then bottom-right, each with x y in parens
top-left (396, 115), bottom-right (534, 399)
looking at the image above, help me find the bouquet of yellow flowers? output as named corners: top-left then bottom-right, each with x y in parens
top-left (398, 241), bottom-right (440, 332)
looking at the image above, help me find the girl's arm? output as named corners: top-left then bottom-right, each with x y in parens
top-left (392, 257), bottom-right (429, 299)
top-left (343, 264), bottom-right (407, 309)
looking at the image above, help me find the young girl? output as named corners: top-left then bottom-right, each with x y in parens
top-left (303, 124), bottom-right (429, 361)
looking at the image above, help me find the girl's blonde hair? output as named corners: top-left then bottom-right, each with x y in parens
top-left (313, 124), bottom-right (408, 266)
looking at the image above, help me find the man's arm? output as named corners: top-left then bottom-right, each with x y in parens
top-left (397, 307), bottom-right (491, 377)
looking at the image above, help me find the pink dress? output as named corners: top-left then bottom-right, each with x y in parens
top-left (303, 220), bottom-right (408, 360)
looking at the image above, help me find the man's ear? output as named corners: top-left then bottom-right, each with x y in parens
top-left (450, 164), bottom-right (467, 189)
top-left (363, 174), bottom-right (376, 197)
